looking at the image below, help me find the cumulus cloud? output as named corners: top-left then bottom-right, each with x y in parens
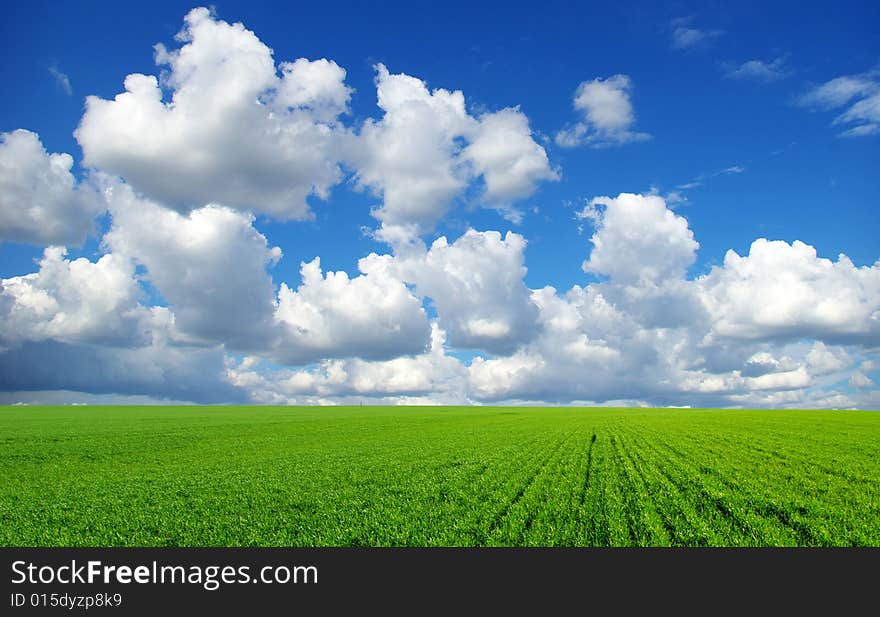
top-left (696, 239), bottom-right (880, 344)
top-left (1, 173), bottom-right (434, 397)
top-left (0, 339), bottom-right (245, 404)
top-left (468, 282), bottom-right (671, 403)
top-left (2, 8), bottom-right (877, 408)
top-left (228, 323), bottom-right (467, 404)
top-left (465, 196), bottom-right (702, 403)
top-left (799, 71), bottom-right (880, 137)
top-left (394, 229), bottom-right (539, 354)
top-left (101, 178), bottom-right (432, 364)
top-left (340, 324), bottom-right (465, 397)
top-left (463, 193), bottom-right (879, 408)
top-left (0, 130), bottom-right (104, 246)
top-left (75, 7), bottom-right (352, 219)
top-left (69, 8), bottom-right (556, 238)
top-left (467, 277), bottom-right (865, 407)
top-left (462, 107), bottom-right (559, 221)
top-left (849, 371), bottom-right (873, 388)
top-left (555, 75), bottom-right (651, 148)
top-left (723, 57), bottom-right (790, 82)
top-left (0, 246), bottom-right (165, 348)
top-left (578, 193), bottom-right (699, 285)
top-left (0, 224), bottom-right (243, 404)
top-left (353, 64), bottom-right (471, 236)
top-left (276, 57), bottom-right (352, 122)
top-left (274, 254), bottom-right (431, 364)
top-left (354, 64), bottom-right (556, 239)
top-left (2, 178), bottom-right (878, 407)
top-left (805, 342), bottom-right (852, 375)
top-left (103, 180), bottom-right (282, 349)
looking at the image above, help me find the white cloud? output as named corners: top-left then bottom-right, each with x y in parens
top-left (677, 182), bottom-right (702, 190)
top-left (467, 281), bottom-right (680, 403)
top-left (0, 130), bottom-right (104, 246)
top-left (727, 387), bottom-right (868, 410)
top-left (849, 371), bottom-right (873, 388)
top-left (839, 123), bottom-right (880, 137)
top-left (394, 229), bottom-right (539, 353)
top-left (276, 57), bottom-right (352, 122)
top-left (353, 64), bottom-right (472, 237)
top-left (102, 180), bottom-right (281, 349)
top-left (0, 231), bottom-right (242, 404)
top-left (723, 58), bottom-right (790, 82)
top-left (75, 7), bottom-right (352, 219)
top-left (102, 178), bottom-right (432, 364)
top-left (663, 190), bottom-right (687, 205)
top-left (468, 253), bottom-right (673, 403)
top-left (799, 71), bottom-right (880, 138)
top-left (71, 8), bottom-right (556, 240)
top-left (225, 190), bottom-right (880, 407)
top-left (670, 19), bottom-right (722, 50)
top-left (469, 350), bottom-right (545, 401)
top-left (48, 67), bottom-right (72, 95)
top-left (673, 28), bottom-right (705, 48)
top-left (467, 279), bottom-right (849, 406)
top-left (800, 74), bottom-right (877, 108)
top-left (697, 239), bottom-right (880, 343)
top-left (0, 246), bottom-right (166, 348)
top-left (338, 324), bottom-right (464, 396)
top-left (274, 253), bottom-right (431, 364)
top-left (555, 75), bottom-right (651, 148)
top-left (462, 107), bottom-right (559, 220)
top-left (463, 193), bottom-right (879, 407)
top-left (578, 193), bottom-right (699, 285)
top-left (228, 323), bottom-right (467, 404)
top-left (2, 182), bottom-right (877, 407)
top-left (836, 93), bottom-right (880, 137)
top-left (806, 342), bottom-right (852, 375)
top-left (746, 366), bottom-right (811, 391)
top-left (2, 6), bottom-right (878, 409)
top-left (354, 65), bottom-right (556, 240)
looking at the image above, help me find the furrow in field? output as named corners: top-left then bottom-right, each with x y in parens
top-left (656, 429), bottom-right (879, 546)
top-left (698, 428), bottom-right (879, 490)
top-left (572, 431), bottom-right (606, 545)
top-left (683, 438), bottom-right (827, 546)
top-left (3, 407), bottom-right (878, 547)
top-left (409, 426), bottom-right (560, 545)
top-left (408, 429), bottom-right (554, 545)
top-left (616, 437), bottom-right (692, 545)
top-left (639, 430), bottom-right (804, 546)
top-left (608, 433), bottom-right (641, 545)
top-left (579, 433), bottom-right (632, 546)
top-left (518, 428), bottom-right (599, 546)
top-left (484, 429), bottom-right (579, 545)
top-left (469, 433), bottom-right (565, 544)
top-left (609, 428), bottom-right (672, 546)
top-left (578, 432), bottom-right (598, 508)
top-left (619, 427), bottom-right (747, 546)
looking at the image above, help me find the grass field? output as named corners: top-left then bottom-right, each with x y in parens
top-left (1, 406), bottom-right (878, 547)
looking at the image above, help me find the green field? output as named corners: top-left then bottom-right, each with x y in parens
top-left (1, 406), bottom-right (878, 546)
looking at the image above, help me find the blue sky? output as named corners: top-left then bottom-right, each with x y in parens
top-left (0, 1), bottom-right (878, 407)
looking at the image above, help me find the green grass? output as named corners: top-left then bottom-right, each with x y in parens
top-left (1, 406), bottom-right (878, 546)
